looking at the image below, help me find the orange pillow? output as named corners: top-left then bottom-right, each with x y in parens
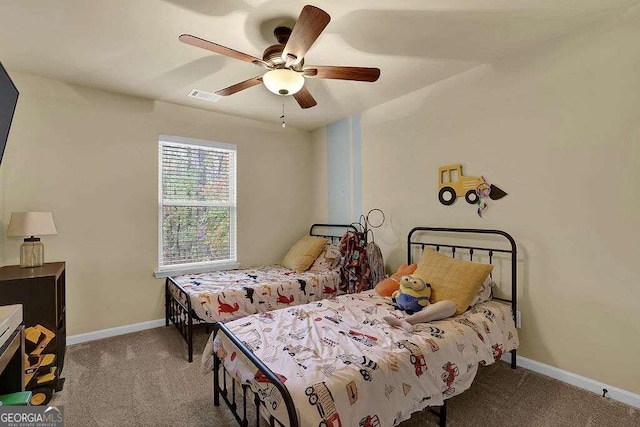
top-left (374, 263), bottom-right (417, 297)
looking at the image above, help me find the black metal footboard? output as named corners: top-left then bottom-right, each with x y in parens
top-left (165, 277), bottom-right (215, 362)
top-left (212, 322), bottom-right (448, 427)
top-left (429, 402), bottom-right (448, 427)
top-left (213, 322), bottom-right (299, 427)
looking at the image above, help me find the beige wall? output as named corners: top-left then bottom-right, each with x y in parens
top-left (309, 127), bottom-right (328, 224)
top-left (0, 72), bottom-right (315, 335)
top-left (360, 15), bottom-right (640, 393)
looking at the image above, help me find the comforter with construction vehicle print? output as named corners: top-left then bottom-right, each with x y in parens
top-left (206, 291), bottom-right (518, 427)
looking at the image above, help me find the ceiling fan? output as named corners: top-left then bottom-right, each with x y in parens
top-left (179, 5), bottom-right (380, 110)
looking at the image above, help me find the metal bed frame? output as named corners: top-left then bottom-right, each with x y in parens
top-left (211, 226), bottom-right (518, 427)
top-left (165, 223), bottom-right (357, 362)
top-left (407, 227), bottom-right (518, 370)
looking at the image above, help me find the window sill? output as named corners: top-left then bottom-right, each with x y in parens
top-left (154, 261), bottom-right (241, 278)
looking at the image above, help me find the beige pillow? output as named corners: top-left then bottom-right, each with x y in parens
top-left (470, 277), bottom-right (494, 308)
top-left (413, 248), bottom-right (493, 315)
top-left (282, 235), bottom-right (328, 273)
top-left (309, 244), bottom-right (342, 272)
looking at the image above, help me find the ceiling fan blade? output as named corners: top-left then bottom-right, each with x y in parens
top-left (179, 34), bottom-right (271, 69)
top-left (282, 6), bottom-right (330, 67)
top-left (293, 85), bottom-right (317, 109)
top-left (303, 66), bottom-right (380, 82)
top-left (216, 76), bottom-right (263, 96)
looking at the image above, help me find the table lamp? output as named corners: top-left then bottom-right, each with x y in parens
top-left (6, 212), bottom-right (58, 268)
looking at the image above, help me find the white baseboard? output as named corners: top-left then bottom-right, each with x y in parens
top-left (67, 318), bottom-right (165, 345)
top-left (502, 352), bottom-right (640, 409)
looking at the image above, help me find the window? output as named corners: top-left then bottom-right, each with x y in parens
top-left (156, 135), bottom-right (237, 276)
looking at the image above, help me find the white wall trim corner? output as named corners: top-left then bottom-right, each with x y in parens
top-left (66, 318), bottom-right (165, 346)
top-left (502, 353), bottom-right (640, 409)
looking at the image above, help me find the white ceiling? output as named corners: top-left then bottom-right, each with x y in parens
top-left (0, 0), bottom-right (637, 130)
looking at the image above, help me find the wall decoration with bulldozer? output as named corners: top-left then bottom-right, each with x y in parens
top-left (437, 164), bottom-right (508, 217)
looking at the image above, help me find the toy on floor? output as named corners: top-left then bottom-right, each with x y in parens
top-left (23, 325), bottom-right (58, 406)
top-left (374, 263), bottom-right (417, 297)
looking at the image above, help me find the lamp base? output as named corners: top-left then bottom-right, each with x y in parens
top-left (20, 237), bottom-right (44, 268)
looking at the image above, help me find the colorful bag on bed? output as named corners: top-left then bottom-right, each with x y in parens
top-left (367, 241), bottom-right (385, 287)
top-left (339, 230), bottom-right (372, 294)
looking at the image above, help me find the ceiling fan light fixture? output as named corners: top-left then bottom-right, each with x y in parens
top-left (179, 5), bottom-right (379, 114)
top-left (263, 69), bottom-right (304, 96)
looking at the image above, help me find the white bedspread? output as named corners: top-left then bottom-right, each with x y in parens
top-left (205, 291), bottom-right (519, 427)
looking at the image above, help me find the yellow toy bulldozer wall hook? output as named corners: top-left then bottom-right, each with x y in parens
top-left (437, 164), bottom-right (507, 207)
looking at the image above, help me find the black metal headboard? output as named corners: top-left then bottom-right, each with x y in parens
top-left (309, 223), bottom-right (358, 244)
top-left (407, 227), bottom-right (517, 322)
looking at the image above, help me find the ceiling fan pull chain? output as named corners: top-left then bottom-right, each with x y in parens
top-left (281, 95), bottom-right (286, 128)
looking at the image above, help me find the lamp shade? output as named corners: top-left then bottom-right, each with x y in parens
top-left (262, 69), bottom-right (305, 96)
top-left (7, 212), bottom-right (58, 237)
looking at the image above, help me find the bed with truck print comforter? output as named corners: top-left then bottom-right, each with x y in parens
top-left (204, 290), bottom-right (518, 427)
top-left (169, 265), bottom-right (341, 323)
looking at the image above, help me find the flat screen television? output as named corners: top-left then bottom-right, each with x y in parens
top-left (0, 61), bottom-right (19, 166)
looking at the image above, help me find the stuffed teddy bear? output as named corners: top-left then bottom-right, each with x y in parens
top-left (391, 275), bottom-right (431, 314)
top-left (374, 263), bottom-right (417, 297)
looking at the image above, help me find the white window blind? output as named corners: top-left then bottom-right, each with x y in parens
top-left (157, 135), bottom-right (237, 275)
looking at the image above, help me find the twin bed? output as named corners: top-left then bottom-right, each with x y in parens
top-left (203, 226), bottom-right (519, 427)
top-left (165, 224), bottom-right (356, 362)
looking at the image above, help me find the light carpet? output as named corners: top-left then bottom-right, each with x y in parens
top-left (51, 327), bottom-right (640, 426)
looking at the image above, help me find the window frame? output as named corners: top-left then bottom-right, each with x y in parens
top-left (155, 134), bottom-right (238, 278)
